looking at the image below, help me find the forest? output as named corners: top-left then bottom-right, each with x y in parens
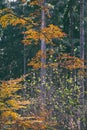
top-left (0, 0), bottom-right (87, 130)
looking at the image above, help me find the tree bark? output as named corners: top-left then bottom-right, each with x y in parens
top-left (40, 0), bottom-right (46, 104)
top-left (80, 0), bottom-right (84, 107)
top-left (80, 0), bottom-right (85, 129)
top-left (84, 0), bottom-right (87, 99)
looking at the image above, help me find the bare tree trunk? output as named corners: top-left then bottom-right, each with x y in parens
top-left (79, 0), bottom-right (85, 129)
top-left (84, 0), bottom-right (87, 100)
top-left (80, 0), bottom-right (85, 107)
top-left (80, 0), bottom-right (85, 61)
top-left (84, 0), bottom-right (87, 128)
top-left (22, 4), bottom-right (27, 76)
top-left (40, 0), bottom-right (46, 104)
top-left (23, 45), bottom-right (27, 75)
top-left (69, 6), bottom-right (74, 56)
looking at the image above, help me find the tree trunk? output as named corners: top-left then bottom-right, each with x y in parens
top-left (40, 0), bottom-right (46, 104)
top-left (69, 6), bottom-right (74, 56)
top-left (80, 0), bottom-right (85, 107)
top-left (80, 0), bottom-right (85, 129)
top-left (84, 0), bottom-right (87, 100)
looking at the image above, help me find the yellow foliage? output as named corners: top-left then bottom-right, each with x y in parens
top-left (0, 76), bottom-right (49, 130)
top-left (28, 50), bottom-right (47, 69)
top-left (28, 50), bottom-right (85, 70)
top-left (22, 29), bottom-right (40, 44)
top-left (1, 111), bottom-right (20, 119)
top-left (30, 0), bottom-right (39, 6)
top-left (41, 24), bottom-right (66, 40)
top-left (0, 77), bottom-right (31, 129)
top-left (0, 8), bottom-right (66, 46)
top-left (58, 54), bottom-right (84, 70)
top-left (22, 24), bottom-right (66, 45)
top-left (0, 14), bottom-right (24, 28)
top-left (0, 9), bottom-right (36, 28)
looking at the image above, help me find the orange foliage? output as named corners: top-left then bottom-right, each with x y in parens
top-left (58, 54), bottom-right (84, 70)
top-left (41, 24), bottom-right (66, 40)
top-left (0, 13), bottom-right (26, 28)
top-left (28, 50), bottom-right (85, 70)
top-left (22, 24), bottom-right (66, 45)
top-left (0, 8), bottom-right (36, 28)
top-left (29, 0), bottom-right (39, 6)
top-left (0, 76), bottom-right (48, 130)
top-left (29, 0), bottom-right (43, 6)
top-left (28, 50), bottom-right (47, 69)
top-left (0, 8), bottom-right (66, 45)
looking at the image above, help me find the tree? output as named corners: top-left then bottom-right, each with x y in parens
top-left (0, 76), bottom-right (49, 130)
top-left (0, 0), bottom-right (87, 129)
